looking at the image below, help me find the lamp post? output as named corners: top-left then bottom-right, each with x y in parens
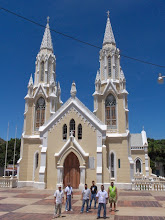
top-left (158, 73), bottom-right (165, 84)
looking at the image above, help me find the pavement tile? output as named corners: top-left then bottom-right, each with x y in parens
top-left (0, 213), bottom-right (53, 220)
top-left (118, 196), bottom-right (156, 201)
top-left (0, 192), bottom-right (19, 197)
top-left (0, 204), bottom-right (25, 212)
top-left (33, 199), bottom-right (54, 205)
top-left (0, 212), bottom-right (8, 216)
top-left (117, 201), bottom-right (161, 207)
top-left (155, 197), bottom-right (165, 201)
top-left (14, 193), bottom-right (51, 199)
top-left (116, 207), bottom-right (165, 216)
top-left (119, 192), bottom-right (152, 197)
top-left (114, 217), bottom-right (165, 220)
top-left (1, 189), bottom-right (30, 193)
top-left (13, 204), bottom-right (54, 214)
top-left (0, 197), bottom-right (41, 205)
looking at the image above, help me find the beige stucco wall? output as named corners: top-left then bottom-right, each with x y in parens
top-left (19, 138), bottom-right (41, 181)
top-left (106, 137), bottom-right (131, 183)
top-left (46, 109), bottom-right (98, 189)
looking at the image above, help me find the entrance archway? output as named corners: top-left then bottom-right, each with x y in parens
top-left (63, 152), bottom-right (80, 189)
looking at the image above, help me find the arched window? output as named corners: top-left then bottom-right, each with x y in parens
top-left (70, 119), bottom-right (75, 137)
top-left (78, 124), bottom-right (82, 139)
top-left (40, 61), bottom-right (44, 82)
top-left (111, 153), bottom-right (115, 178)
top-left (35, 152), bottom-right (39, 169)
top-left (105, 94), bottom-right (116, 129)
top-left (108, 56), bottom-right (111, 77)
top-left (136, 159), bottom-right (142, 173)
top-left (63, 124), bottom-right (67, 140)
top-left (35, 97), bottom-right (45, 130)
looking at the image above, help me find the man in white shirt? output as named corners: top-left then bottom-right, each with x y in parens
top-left (65, 183), bottom-right (73, 211)
top-left (96, 185), bottom-right (108, 219)
top-left (80, 184), bottom-right (91, 213)
top-left (53, 185), bottom-right (64, 218)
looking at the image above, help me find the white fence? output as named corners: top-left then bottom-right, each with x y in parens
top-left (132, 180), bottom-right (165, 191)
top-left (0, 178), bottom-right (18, 188)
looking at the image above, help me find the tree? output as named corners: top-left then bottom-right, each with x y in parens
top-left (0, 138), bottom-right (21, 167)
top-left (148, 138), bottom-right (165, 173)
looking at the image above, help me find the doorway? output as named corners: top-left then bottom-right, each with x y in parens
top-left (63, 152), bottom-right (80, 189)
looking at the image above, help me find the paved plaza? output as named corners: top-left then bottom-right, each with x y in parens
top-left (0, 187), bottom-right (165, 220)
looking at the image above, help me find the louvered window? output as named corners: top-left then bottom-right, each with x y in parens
top-left (35, 97), bottom-right (45, 130)
top-left (40, 62), bottom-right (44, 82)
top-left (108, 56), bottom-right (111, 77)
top-left (105, 94), bottom-right (116, 129)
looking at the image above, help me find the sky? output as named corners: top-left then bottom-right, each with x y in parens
top-left (0, 0), bottom-right (165, 140)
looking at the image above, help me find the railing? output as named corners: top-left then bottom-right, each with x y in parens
top-left (132, 180), bottom-right (165, 191)
top-left (131, 146), bottom-right (144, 150)
top-left (0, 177), bottom-right (18, 188)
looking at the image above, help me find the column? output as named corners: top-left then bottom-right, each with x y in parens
top-left (79, 166), bottom-right (85, 190)
top-left (57, 166), bottom-right (64, 189)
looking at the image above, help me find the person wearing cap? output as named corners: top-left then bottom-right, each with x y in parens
top-left (53, 185), bottom-right (64, 218)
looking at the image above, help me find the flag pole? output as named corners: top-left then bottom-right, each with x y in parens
top-left (12, 125), bottom-right (17, 177)
top-left (4, 122), bottom-right (9, 178)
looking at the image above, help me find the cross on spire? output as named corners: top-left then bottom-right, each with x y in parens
top-left (107, 10), bottom-right (110, 18)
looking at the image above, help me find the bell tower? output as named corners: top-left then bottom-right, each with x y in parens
top-left (93, 12), bottom-right (129, 134)
top-left (23, 17), bottom-right (62, 135)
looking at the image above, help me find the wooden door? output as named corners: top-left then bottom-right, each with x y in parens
top-left (63, 152), bottom-right (80, 189)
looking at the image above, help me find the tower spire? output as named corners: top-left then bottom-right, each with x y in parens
top-left (103, 11), bottom-right (116, 45)
top-left (40, 17), bottom-right (53, 51)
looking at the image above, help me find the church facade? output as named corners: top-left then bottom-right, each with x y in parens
top-left (17, 14), bottom-right (151, 190)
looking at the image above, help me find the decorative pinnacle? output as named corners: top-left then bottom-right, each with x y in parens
top-left (70, 81), bottom-right (77, 98)
top-left (47, 16), bottom-right (50, 24)
top-left (107, 10), bottom-right (110, 18)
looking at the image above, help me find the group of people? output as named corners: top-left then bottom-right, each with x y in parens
top-left (53, 181), bottom-right (117, 219)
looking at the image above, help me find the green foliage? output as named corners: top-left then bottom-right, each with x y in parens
top-left (148, 138), bottom-right (165, 172)
top-left (0, 138), bottom-right (21, 167)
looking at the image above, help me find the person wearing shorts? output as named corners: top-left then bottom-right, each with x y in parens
top-left (108, 182), bottom-right (117, 212)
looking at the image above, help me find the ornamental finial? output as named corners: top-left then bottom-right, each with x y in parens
top-left (107, 10), bottom-right (110, 18)
top-left (47, 16), bottom-right (50, 24)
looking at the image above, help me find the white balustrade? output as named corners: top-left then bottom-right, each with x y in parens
top-left (132, 179), bottom-right (165, 191)
top-left (0, 178), bottom-right (18, 188)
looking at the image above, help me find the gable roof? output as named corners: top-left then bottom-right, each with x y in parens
top-left (102, 79), bottom-right (118, 96)
top-left (130, 134), bottom-right (143, 147)
top-left (33, 84), bottom-right (48, 99)
top-left (39, 97), bottom-right (107, 135)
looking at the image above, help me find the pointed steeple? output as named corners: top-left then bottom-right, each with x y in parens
top-left (40, 17), bottom-right (53, 51)
top-left (28, 74), bottom-right (33, 87)
top-left (103, 11), bottom-right (116, 45)
top-left (95, 70), bottom-right (101, 82)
